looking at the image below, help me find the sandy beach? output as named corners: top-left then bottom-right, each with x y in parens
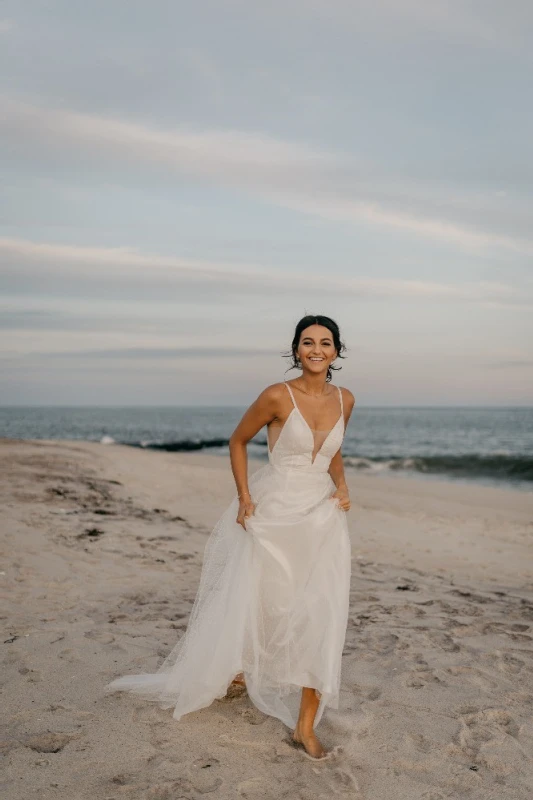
top-left (1, 437), bottom-right (532, 800)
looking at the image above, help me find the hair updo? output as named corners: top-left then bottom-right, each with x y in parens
top-left (283, 314), bottom-right (347, 382)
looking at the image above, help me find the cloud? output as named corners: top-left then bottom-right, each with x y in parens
top-left (0, 19), bottom-right (14, 33)
top-left (2, 98), bottom-right (532, 255)
top-left (0, 308), bottom-right (174, 334)
top-left (1, 236), bottom-right (530, 308)
top-left (0, 310), bottom-right (59, 330)
top-left (271, 192), bottom-right (531, 255)
top-left (16, 346), bottom-right (276, 360)
top-left (1, 96), bottom-right (328, 171)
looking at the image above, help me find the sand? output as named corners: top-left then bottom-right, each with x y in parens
top-left (1, 438), bottom-right (532, 800)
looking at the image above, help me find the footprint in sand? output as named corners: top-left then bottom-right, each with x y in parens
top-left (139, 779), bottom-right (196, 799)
top-left (449, 589), bottom-right (495, 605)
top-left (482, 650), bottom-right (525, 675)
top-left (427, 632), bottom-right (459, 652)
top-left (188, 756), bottom-right (223, 795)
top-left (456, 708), bottom-right (523, 778)
top-left (458, 708), bottom-right (519, 751)
top-left (371, 632), bottom-right (399, 654)
top-left (479, 621), bottom-right (532, 641)
top-left (236, 778), bottom-right (283, 800)
top-left (404, 668), bottom-right (443, 688)
top-left (240, 707), bottom-right (266, 725)
top-left (446, 665), bottom-right (499, 691)
top-left (23, 732), bottom-right (78, 753)
top-left (18, 666), bottom-right (42, 683)
top-left (322, 764), bottom-right (362, 797)
top-left (84, 630), bottom-right (115, 645)
top-left (57, 648), bottom-right (81, 662)
top-left (404, 731), bottom-right (432, 753)
top-left (345, 681), bottom-right (381, 701)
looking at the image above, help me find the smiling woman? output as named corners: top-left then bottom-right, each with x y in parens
top-left (105, 314), bottom-right (356, 760)
top-left (265, 317), bottom-right (347, 463)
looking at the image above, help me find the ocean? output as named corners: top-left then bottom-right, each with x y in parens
top-left (1, 405), bottom-right (532, 491)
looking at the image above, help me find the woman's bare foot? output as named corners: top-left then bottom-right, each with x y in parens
top-left (223, 671), bottom-right (247, 699)
top-left (292, 722), bottom-right (328, 759)
top-left (231, 671), bottom-right (246, 686)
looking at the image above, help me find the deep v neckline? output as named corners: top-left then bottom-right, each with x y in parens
top-left (284, 382), bottom-right (344, 465)
top-left (295, 406), bottom-right (344, 464)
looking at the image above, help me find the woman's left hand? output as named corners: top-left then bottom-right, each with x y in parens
top-left (331, 486), bottom-right (351, 511)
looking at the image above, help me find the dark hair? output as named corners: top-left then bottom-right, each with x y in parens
top-left (283, 314), bottom-right (346, 382)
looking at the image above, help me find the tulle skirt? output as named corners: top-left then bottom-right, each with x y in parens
top-left (105, 463), bottom-right (351, 730)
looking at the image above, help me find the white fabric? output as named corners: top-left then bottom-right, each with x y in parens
top-left (105, 382), bottom-right (352, 730)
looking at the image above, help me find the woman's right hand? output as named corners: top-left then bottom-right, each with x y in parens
top-left (236, 498), bottom-right (256, 530)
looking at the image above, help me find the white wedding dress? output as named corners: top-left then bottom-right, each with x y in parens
top-left (106, 382), bottom-right (352, 730)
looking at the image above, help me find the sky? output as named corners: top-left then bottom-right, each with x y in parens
top-left (1, 0), bottom-right (532, 406)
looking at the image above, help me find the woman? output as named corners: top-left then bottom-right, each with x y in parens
top-left (106, 314), bottom-right (355, 761)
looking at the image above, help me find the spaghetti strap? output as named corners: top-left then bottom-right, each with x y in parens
top-left (337, 385), bottom-right (343, 417)
top-left (285, 381), bottom-right (343, 418)
top-left (283, 381), bottom-right (297, 409)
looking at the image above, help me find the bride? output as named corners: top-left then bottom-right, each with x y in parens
top-left (106, 314), bottom-right (356, 760)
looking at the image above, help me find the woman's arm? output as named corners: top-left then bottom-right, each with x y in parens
top-left (328, 388), bottom-right (356, 510)
top-left (328, 449), bottom-right (348, 492)
top-left (228, 383), bottom-right (284, 528)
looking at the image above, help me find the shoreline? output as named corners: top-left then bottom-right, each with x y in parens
top-left (3, 433), bottom-right (533, 494)
top-left (116, 443), bottom-right (533, 494)
top-left (2, 438), bottom-right (532, 799)
top-left (3, 437), bottom-right (533, 585)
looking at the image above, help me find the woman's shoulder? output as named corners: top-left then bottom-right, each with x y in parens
top-left (257, 381), bottom-right (290, 402)
top-left (337, 385), bottom-right (356, 407)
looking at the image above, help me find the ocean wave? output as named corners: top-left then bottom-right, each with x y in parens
top-left (129, 437), bottom-right (231, 452)
top-left (343, 454), bottom-right (533, 482)
top-left (124, 436), bottom-right (269, 453)
top-left (118, 438), bottom-right (533, 483)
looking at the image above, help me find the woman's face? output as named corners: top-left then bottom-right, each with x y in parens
top-left (296, 324), bottom-right (337, 375)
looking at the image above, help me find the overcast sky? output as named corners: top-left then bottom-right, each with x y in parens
top-left (1, 1), bottom-right (532, 406)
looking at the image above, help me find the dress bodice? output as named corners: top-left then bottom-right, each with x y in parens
top-left (267, 382), bottom-right (345, 473)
